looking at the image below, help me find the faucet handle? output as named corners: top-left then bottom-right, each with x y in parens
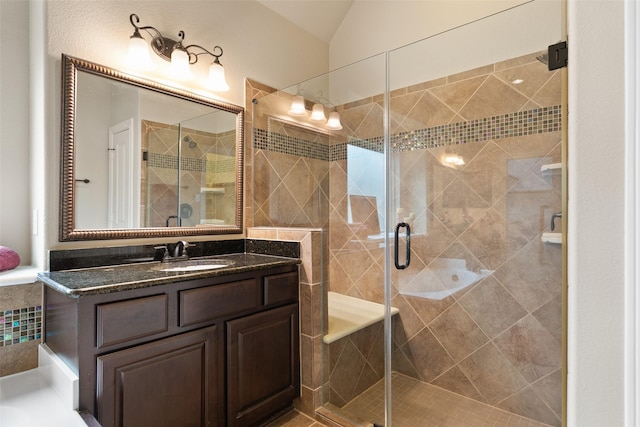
top-left (154, 245), bottom-right (170, 262)
top-left (181, 241), bottom-right (195, 258)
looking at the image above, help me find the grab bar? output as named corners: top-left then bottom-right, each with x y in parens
top-left (394, 222), bottom-right (411, 270)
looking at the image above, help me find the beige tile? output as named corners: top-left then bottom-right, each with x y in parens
top-left (0, 340), bottom-right (40, 377)
top-left (533, 294), bottom-right (563, 343)
top-left (429, 302), bottom-right (489, 362)
top-left (401, 327), bottom-right (454, 383)
top-left (432, 365), bottom-right (483, 401)
top-left (430, 75), bottom-right (487, 114)
top-left (496, 386), bottom-right (561, 427)
top-left (493, 237), bottom-right (562, 313)
top-left (458, 276), bottom-right (528, 338)
top-left (531, 369), bottom-right (563, 419)
top-left (459, 75), bottom-right (529, 120)
top-left (494, 315), bottom-right (561, 383)
top-left (458, 343), bottom-right (529, 405)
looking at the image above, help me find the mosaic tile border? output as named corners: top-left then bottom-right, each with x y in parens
top-left (255, 105), bottom-right (562, 161)
top-left (254, 128), bottom-right (329, 161)
top-left (147, 152), bottom-right (236, 173)
top-left (0, 305), bottom-right (42, 347)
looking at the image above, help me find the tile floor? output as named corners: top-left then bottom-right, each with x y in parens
top-left (267, 409), bottom-right (327, 427)
top-left (340, 372), bottom-right (554, 427)
top-left (0, 369), bottom-right (85, 427)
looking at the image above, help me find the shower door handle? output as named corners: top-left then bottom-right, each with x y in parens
top-left (394, 222), bottom-right (411, 270)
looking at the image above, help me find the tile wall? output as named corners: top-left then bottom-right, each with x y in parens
top-left (250, 51), bottom-right (563, 426)
top-left (0, 282), bottom-right (42, 376)
top-left (247, 227), bottom-right (327, 418)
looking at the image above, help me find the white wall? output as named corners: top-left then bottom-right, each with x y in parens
top-left (40, 0), bottom-right (330, 252)
top-left (0, 1), bottom-right (32, 265)
top-left (331, 0), bottom-right (535, 70)
top-left (567, 1), bottom-right (626, 425)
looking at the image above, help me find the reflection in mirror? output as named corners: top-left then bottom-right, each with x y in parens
top-left (61, 54), bottom-right (244, 241)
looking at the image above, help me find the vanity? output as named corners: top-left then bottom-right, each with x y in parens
top-left (39, 251), bottom-right (300, 427)
top-left (45, 52), bottom-right (302, 425)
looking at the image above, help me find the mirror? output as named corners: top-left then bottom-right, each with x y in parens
top-left (60, 54), bottom-right (244, 241)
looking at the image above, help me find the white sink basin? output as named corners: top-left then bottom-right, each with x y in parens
top-left (158, 264), bottom-right (229, 272)
top-left (153, 258), bottom-right (233, 272)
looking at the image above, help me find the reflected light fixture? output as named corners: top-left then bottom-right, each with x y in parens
top-left (127, 13), bottom-right (229, 91)
top-left (288, 95), bottom-right (307, 116)
top-left (326, 111), bottom-right (343, 130)
top-left (443, 154), bottom-right (465, 168)
top-left (309, 103), bottom-right (327, 122)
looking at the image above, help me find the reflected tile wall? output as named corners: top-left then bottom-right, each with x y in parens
top-left (143, 121), bottom-right (236, 227)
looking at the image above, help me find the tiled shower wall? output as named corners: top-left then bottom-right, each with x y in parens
top-left (250, 51), bottom-right (563, 426)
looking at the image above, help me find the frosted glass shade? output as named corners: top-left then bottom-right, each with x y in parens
top-left (326, 111), bottom-right (343, 130)
top-left (169, 48), bottom-right (193, 80)
top-left (310, 103), bottom-right (327, 122)
top-left (288, 95), bottom-right (307, 116)
top-left (127, 35), bottom-right (154, 70)
top-left (207, 61), bottom-right (230, 92)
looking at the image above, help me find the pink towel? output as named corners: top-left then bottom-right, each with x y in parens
top-left (0, 246), bottom-right (20, 271)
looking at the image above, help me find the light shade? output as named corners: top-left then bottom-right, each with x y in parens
top-left (207, 61), bottom-right (229, 92)
top-left (309, 103), bottom-right (327, 122)
top-left (288, 95), bottom-right (307, 116)
top-left (169, 48), bottom-right (193, 80)
top-left (326, 111), bottom-right (343, 130)
top-left (127, 34), bottom-right (154, 70)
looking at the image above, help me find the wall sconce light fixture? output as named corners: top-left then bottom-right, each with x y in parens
top-left (127, 13), bottom-right (229, 91)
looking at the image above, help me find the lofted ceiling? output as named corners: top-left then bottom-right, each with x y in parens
top-left (257, 0), bottom-right (354, 43)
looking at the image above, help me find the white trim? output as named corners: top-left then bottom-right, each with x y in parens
top-left (625, 0), bottom-right (640, 425)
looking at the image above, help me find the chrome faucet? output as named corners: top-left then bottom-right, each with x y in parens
top-left (154, 241), bottom-right (194, 263)
top-left (173, 240), bottom-right (192, 259)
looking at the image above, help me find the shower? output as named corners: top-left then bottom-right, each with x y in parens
top-left (250, 2), bottom-right (565, 426)
top-left (183, 135), bottom-right (198, 148)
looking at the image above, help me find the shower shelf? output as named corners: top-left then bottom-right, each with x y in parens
top-left (541, 163), bottom-right (562, 175)
top-left (200, 187), bottom-right (225, 194)
top-left (541, 232), bottom-right (562, 244)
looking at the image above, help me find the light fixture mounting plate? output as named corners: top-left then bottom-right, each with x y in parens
top-left (151, 36), bottom-right (180, 62)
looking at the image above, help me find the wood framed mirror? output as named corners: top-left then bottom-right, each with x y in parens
top-left (59, 54), bottom-right (244, 241)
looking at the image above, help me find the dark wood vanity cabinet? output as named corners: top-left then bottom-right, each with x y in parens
top-left (44, 265), bottom-right (299, 427)
top-left (227, 304), bottom-right (299, 427)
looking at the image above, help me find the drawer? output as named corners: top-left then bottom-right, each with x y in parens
top-left (263, 272), bottom-right (298, 307)
top-left (96, 294), bottom-right (168, 349)
top-left (180, 279), bottom-right (260, 327)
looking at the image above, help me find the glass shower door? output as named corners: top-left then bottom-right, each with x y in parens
top-left (385, 2), bottom-right (565, 426)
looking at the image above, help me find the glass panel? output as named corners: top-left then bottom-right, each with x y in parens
top-left (385, 2), bottom-right (565, 426)
top-left (251, 53), bottom-right (388, 424)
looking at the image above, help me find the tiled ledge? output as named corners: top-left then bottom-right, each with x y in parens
top-left (0, 267), bottom-right (39, 287)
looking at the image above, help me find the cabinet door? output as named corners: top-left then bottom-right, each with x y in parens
top-left (97, 325), bottom-right (222, 427)
top-left (227, 304), bottom-right (300, 427)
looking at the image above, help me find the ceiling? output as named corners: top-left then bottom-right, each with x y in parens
top-left (257, 0), bottom-right (354, 43)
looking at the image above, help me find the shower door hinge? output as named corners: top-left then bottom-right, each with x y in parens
top-left (547, 41), bottom-right (568, 71)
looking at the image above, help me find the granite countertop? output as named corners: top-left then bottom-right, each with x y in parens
top-left (38, 253), bottom-right (300, 297)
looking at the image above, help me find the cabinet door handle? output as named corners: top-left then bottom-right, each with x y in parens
top-left (394, 222), bottom-right (411, 270)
